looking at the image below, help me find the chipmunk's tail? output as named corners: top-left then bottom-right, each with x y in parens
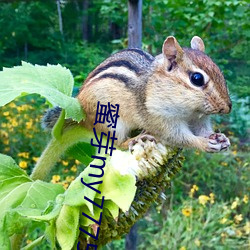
top-left (41, 106), bottom-right (62, 130)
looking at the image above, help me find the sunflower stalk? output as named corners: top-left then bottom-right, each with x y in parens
top-left (77, 141), bottom-right (183, 248)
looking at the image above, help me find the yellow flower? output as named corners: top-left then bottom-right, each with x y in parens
top-left (17, 105), bottom-right (31, 112)
top-left (221, 232), bottom-right (227, 238)
top-left (18, 152), bottom-right (23, 157)
top-left (4, 147), bottom-right (10, 152)
top-left (11, 119), bottom-right (18, 127)
top-left (243, 195), bottom-right (248, 204)
top-left (182, 207), bottom-right (192, 217)
top-left (32, 157), bottom-right (39, 162)
top-left (235, 157), bottom-right (242, 163)
top-left (179, 247), bottom-right (186, 250)
top-left (231, 197), bottom-right (240, 209)
top-left (3, 138), bottom-right (9, 145)
top-left (27, 134), bottom-right (34, 139)
top-left (221, 162), bottom-right (228, 167)
top-left (18, 152), bottom-right (30, 159)
top-left (223, 205), bottom-right (228, 210)
top-left (231, 201), bottom-right (238, 209)
top-left (62, 160), bottom-right (69, 166)
top-left (220, 217), bottom-right (228, 224)
top-left (232, 150), bottom-right (237, 156)
top-left (209, 193), bottom-right (215, 204)
top-left (63, 182), bottom-right (69, 189)
top-left (194, 238), bottom-right (201, 247)
top-left (3, 111), bottom-right (9, 116)
top-left (19, 161), bottom-right (28, 169)
top-left (244, 221), bottom-right (250, 234)
top-left (0, 130), bottom-right (8, 138)
top-left (26, 121), bottom-right (33, 129)
top-left (75, 159), bottom-right (81, 165)
top-left (9, 102), bottom-right (16, 108)
top-left (66, 176), bottom-right (75, 182)
top-left (189, 184), bottom-right (199, 197)
top-left (71, 165), bottom-right (77, 172)
top-left (17, 106), bottom-right (23, 112)
top-left (51, 175), bottom-right (61, 183)
top-left (198, 195), bottom-right (210, 206)
top-left (236, 229), bottom-right (243, 237)
top-left (234, 214), bottom-right (243, 224)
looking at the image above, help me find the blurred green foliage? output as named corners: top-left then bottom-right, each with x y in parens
top-left (1, 98), bottom-right (249, 249)
top-left (0, 0), bottom-right (249, 97)
top-left (0, 0), bottom-right (249, 139)
top-left (0, 0), bottom-right (249, 249)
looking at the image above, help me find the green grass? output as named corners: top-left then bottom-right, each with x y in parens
top-left (0, 97), bottom-right (249, 249)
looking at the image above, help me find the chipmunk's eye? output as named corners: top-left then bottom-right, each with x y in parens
top-left (190, 72), bottom-right (204, 87)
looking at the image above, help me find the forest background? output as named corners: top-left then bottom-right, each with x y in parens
top-left (0, 0), bottom-right (249, 249)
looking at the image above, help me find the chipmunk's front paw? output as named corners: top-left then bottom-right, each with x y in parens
top-left (129, 134), bottom-right (156, 152)
top-left (206, 133), bottom-right (230, 152)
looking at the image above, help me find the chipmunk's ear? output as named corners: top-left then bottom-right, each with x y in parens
top-left (162, 36), bottom-right (184, 63)
top-left (191, 36), bottom-right (205, 52)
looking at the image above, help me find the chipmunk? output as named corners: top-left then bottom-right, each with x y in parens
top-left (44, 36), bottom-right (232, 153)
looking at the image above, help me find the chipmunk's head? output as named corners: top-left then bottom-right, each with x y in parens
top-left (157, 36), bottom-right (232, 115)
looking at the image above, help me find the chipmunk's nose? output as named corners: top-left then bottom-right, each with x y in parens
top-left (219, 101), bottom-right (232, 114)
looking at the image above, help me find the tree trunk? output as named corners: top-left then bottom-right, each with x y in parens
top-left (128, 0), bottom-right (142, 48)
top-left (125, 223), bottom-right (137, 250)
top-left (56, 0), bottom-right (63, 36)
top-left (126, 2), bottom-right (142, 245)
top-left (82, 0), bottom-right (89, 41)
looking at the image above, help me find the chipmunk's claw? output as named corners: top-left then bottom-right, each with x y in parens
top-left (129, 134), bottom-right (156, 153)
top-left (208, 133), bottom-right (230, 152)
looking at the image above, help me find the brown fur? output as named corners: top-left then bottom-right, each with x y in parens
top-left (77, 36), bottom-right (231, 152)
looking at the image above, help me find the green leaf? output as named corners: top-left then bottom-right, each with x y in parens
top-left (52, 109), bottom-right (66, 139)
top-left (45, 221), bottom-right (56, 249)
top-left (99, 156), bottom-right (136, 212)
top-left (0, 154), bottom-right (30, 181)
top-left (56, 205), bottom-right (80, 250)
top-left (0, 62), bottom-right (85, 122)
top-left (0, 182), bottom-right (33, 247)
top-left (0, 231), bottom-right (10, 250)
top-left (0, 181), bottom-right (64, 237)
top-left (79, 199), bottom-right (119, 227)
top-left (0, 176), bottom-right (32, 201)
top-left (20, 181), bottom-right (64, 212)
top-left (103, 200), bottom-right (119, 219)
top-left (65, 152), bottom-right (137, 216)
top-left (21, 235), bottom-right (45, 250)
top-left (0, 154), bottom-right (65, 242)
top-left (64, 163), bottom-right (102, 213)
top-left (3, 210), bottom-right (31, 238)
top-left (26, 200), bottom-right (63, 222)
top-left (79, 204), bottom-right (103, 227)
top-left (0, 182), bottom-right (32, 215)
top-left (66, 142), bottom-right (97, 166)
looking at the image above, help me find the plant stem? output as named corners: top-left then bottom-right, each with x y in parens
top-left (11, 126), bottom-right (92, 249)
top-left (30, 125), bottom-right (93, 181)
top-left (10, 229), bottom-right (26, 250)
